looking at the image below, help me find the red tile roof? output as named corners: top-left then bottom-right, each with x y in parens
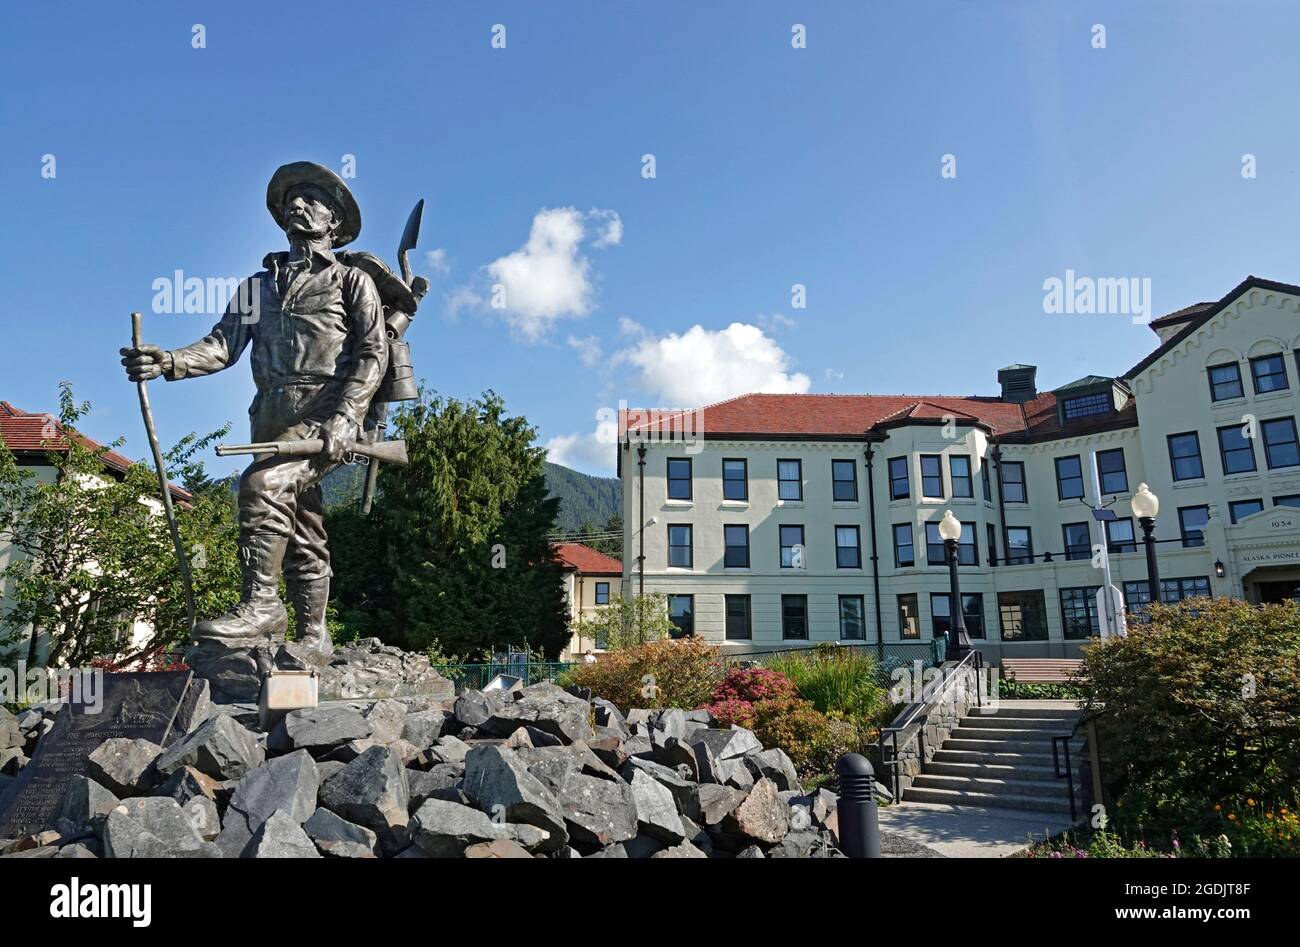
top-left (551, 542), bottom-right (623, 575)
top-left (0, 401), bottom-right (191, 503)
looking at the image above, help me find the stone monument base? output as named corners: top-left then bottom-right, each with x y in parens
top-left (186, 636), bottom-right (453, 704)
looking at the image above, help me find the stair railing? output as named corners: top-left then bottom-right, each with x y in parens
top-left (878, 647), bottom-right (984, 802)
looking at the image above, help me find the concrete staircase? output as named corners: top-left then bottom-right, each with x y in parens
top-left (905, 703), bottom-right (1084, 815)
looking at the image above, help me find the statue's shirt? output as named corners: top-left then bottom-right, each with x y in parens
top-left (164, 248), bottom-right (387, 428)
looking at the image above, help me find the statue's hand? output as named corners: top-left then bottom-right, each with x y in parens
top-left (120, 345), bottom-right (171, 382)
top-left (318, 414), bottom-right (358, 463)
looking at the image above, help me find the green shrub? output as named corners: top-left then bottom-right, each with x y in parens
top-left (1082, 597), bottom-right (1300, 836)
top-left (995, 679), bottom-right (1085, 700)
top-left (751, 698), bottom-right (867, 780)
top-left (567, 637), bottom-right (722, 712)
top-left (765, 645), bottom-right (891, 725)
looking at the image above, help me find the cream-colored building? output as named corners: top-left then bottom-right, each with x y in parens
top-left (618, 276), bottom-right (1300, 662)
top-left (552, 541), bottom-right (622, 659)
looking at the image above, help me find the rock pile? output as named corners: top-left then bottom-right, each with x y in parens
top-left (0, 682), bottom-right (843, 858)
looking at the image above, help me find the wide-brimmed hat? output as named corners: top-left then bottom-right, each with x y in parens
top-left (266, 161), bottom-right (361, 247)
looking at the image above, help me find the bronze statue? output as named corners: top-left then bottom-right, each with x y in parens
top-left (122, 162), bottom-right (423, 657)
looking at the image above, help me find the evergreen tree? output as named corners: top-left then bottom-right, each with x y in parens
top-left (328, 389), bottom-right (569, 658)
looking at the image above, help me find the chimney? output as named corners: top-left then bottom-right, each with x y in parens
top-left (998, 364), bottom-right (1038, 404)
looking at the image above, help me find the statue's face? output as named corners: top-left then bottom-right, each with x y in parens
top-left (282, 184), bottom-right (339, 239)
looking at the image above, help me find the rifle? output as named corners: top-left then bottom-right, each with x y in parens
top-left (215, 438), bottom-right (409, 466)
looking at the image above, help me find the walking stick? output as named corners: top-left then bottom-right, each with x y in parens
top-left (131, 311), bottom-right (196, 635)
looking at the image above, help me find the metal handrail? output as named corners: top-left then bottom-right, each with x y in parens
top-left (1051, 733), bottom-right (1077, 822)
top-left (877, 646), bottom-right (984, 800)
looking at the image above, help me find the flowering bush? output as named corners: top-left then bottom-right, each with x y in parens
top-left (751, 698), bottom-right (865, 779)
top-left (567, 637), bottom-right (722, 711)
top-left (710, 667), bottom-right (799, 705)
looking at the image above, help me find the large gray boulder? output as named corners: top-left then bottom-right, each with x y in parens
top-left (244, 810), bottom-right (320, 858)
top-left (401, 709), bottom-right (451, 750)
top-left (304, 808), bottom-right (379, 858)
top-left (267, 707), bottom-right (373, 755)
top-left (0, 708), bottom-right (24, 751)
top-left (87, 738), bottom-right (161, 797)
top-left (719, 777), bottom-right (789, 847)
top-left (362, 699), bottom-right (409, 744)
top-left (480, 683), bottom-right (594, 745)
top-left (410, 799), bottom-right (511, 857)
top-left (216, 750), bottom-right (320, 857)
top-left (318, 745), bottom-right (410, 855)
top-left (452, 690), bottom-right (506, 729)
top-left (154, 714), bottom-right (264, 781)
top-left (628, 769), bottom-right (686, 844)
top-left (54, 776), bottom-right (120, 831)
top-left (691, 727), bottom-right (763, 762)
top-left (462, 745), bottom-right (567, 852)
top-left (101, 797), bottom-right (213, 858)
top-left (746, 748), bottom-right (800, 792)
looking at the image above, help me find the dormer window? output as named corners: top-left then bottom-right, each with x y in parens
top-left (1062, 391), bottom-right (1112, 420)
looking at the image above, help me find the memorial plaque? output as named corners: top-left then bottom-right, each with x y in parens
top-left (0, 671), bottom-right (199, 837)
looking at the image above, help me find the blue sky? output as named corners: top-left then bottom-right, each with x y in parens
top-left (3, 1), bottom-right (1300, 478)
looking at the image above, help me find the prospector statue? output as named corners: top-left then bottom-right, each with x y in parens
top-left (122, 162), bottom-right (423, 658)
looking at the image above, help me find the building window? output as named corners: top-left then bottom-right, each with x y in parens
top-left (780, 525), bottom-right (805, 569)
top-left (667, 524), bottom-right (693, 567)
top-left (1001, 461), bottom-right (1027, 503)
top-left (1005, 526), bottom-right (1033, 564)
top-left (723, 524), bottom-right (750, 568)
top-left (950, 455), bottom-right (973, 498)
top-left (893, 523), bottom-right (915, 567)
top-left (667, 458), bottom-right (692, 500)
top-left (781, 594), bottom-right (808, 640)
top-left (998, 591), bottom-right (1048, 641)
top-left (897, 594), bottom-right (920, 640)
top-left (831, 459), bottom-right (858, 501)
top-left (1097, 448), bottom-right (1129, 494)
top-left (1217, 424), bottom-right (1257, 475)
top-left (1262, 417), bottom-right (1300, 469)
top-left (1055, 455), bottom-right (1084, 500)
top-left (594, 582), bottom-right (609, 605)
top-left (931, 592), bottom-right (985, 639)
top-left (724, 594), bottom-right (751, 640)
top-left (1062, 391), bottom-right (1112, 420)
top-left (1167, 432), bottom-right (1204, 481)
top-left (921, 455), bottom-right (944, 498)
top-left (925, 520), bottom-right (976, 565)
top-left (1122, 580), bottom-right (1153, 613)
top-left (1178, 506), bottom-right (1209, 548)
top-left (778, 459), bottom-right (803, 500)
top-left (835, 526), bottom-right (862, 568)
top-left (1229, 499), bottom-right (1264, 524)
top-left (1062, 522), bottom-right (1091, 561)
top-left (1162, 576), bottom-right (1212, 601)
top-left (1208, 362), bottom-right (1244, 401)
top-left (1275, 494), bottom-right (1300, 508)
top-left (888, 456), bottom-right (910, 499)
top-left (839, 595), bottom-right (866, 640)
top-left (1250, 354), bottom-right (1289, 394)
top-left (981, 462), bottom-right (991, 502)
top-left (668, 594), bottom-right (694, 638)
top-left (1106, 517), bottom-right (1137, 553)
top-left (1060, 587), bottom-right (1100, 640)
top-left (722, 458), bottom-right (748, 501)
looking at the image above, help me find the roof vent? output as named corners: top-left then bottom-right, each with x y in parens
top-left (997, 364), bottom-right (1038, 404)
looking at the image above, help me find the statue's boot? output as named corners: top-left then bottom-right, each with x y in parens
top-left (194, 531), bottom-right (289, 643)
top-left (288, 575), bottom-right (334, 656)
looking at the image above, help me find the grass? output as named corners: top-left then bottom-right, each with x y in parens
top-left (764, 646), bottom-right (892, 726)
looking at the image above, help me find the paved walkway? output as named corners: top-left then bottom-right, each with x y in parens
top-left (877, 801), bottom-right (1073, 858)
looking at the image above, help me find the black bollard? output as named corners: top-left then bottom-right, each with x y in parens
top-left (836, 753), bottom-right (880, 858)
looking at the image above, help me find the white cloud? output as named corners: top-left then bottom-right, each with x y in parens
top-left (424, 248), bottom-right (450, 276)
top-left (443, 285), bottom-right (482, 321)
top-left (616, 322), bottom-right (812, 406)
top-left (567, 335), bottom-right (603, 368)
top-left (545, 410), bottom-right (620, 475)
top-left (823, 368), bottom-right (845, 383)
top-left (757, 312), bottom-right (798, 332)
top-left (480, 206), bottom-right (622, 340)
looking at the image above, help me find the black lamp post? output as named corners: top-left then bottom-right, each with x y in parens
top-left (1132, 483), bottom-right (1161, 606)
top-left (938, 510), bottom-right (972, 661)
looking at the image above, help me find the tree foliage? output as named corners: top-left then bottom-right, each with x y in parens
top-left (328, 389), bottom-right (569, 659)
top-left (1081, 597), bottom-right (1300, 834)
top-left (0, 383), bottom-right (238, 667)
top-left (571, 592), bottom-right (674, 652)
